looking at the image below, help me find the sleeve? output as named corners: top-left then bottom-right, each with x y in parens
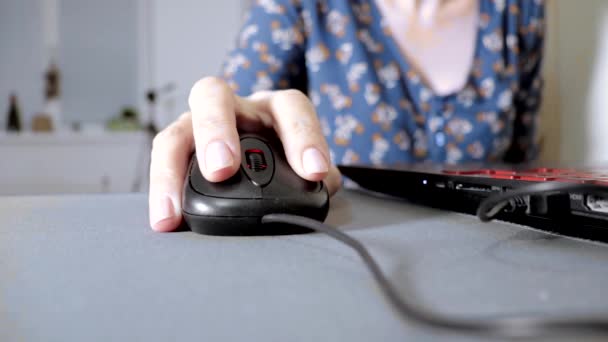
top-left (219, 0), bottom-right (308, 97)
top-left (503, 0), bottom-right (545, 163)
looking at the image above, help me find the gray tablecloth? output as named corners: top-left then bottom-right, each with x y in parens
top-left (2, 189), bottom-right (608, 341)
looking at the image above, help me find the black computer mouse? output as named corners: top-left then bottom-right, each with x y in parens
top-left (181, 130), bottom-right (330, 236)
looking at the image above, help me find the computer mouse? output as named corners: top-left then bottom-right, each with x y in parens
top-left (181, 129), bottom-right (330, 236)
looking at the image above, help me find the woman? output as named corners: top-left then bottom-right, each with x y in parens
top-left (148, 0), bottom-right (545, 232)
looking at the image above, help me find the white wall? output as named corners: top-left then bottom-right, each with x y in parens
top-left (145, 0), bottom-right (245, 128)
top-left (554, 0), bottom-right (608, 164)
top-left (59, 0), bottom-right (139, 123)
top-left (0, 0), bottom-right (46, 129)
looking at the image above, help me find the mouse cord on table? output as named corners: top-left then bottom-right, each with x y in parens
top-left (477, 181), bottom-right (608, 222)
top-left (262, 182), bottom-right (608, 339)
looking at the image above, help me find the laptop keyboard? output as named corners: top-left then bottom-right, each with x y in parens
top-left (442, 168), bottom-right (608, 185)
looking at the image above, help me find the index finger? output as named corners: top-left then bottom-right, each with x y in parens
top-left (188, 77), bottom-right (241, 182)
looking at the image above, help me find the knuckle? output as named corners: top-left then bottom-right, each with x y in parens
top-left (197, 114), bottom-right (234, 131)
top-left (290, 117), bottom-right (317, 137)
top-left (274, 89), bottom-right (307, 105)
top-left (150, 166), bottom-right (182, 184)
top-left (152, 166), bottom-right (182, 182)
top-left (162, 124), bottom-right (187, 140)
top-left (191, 76), bottom-right (226, 99)
top-left (152, 125), bottom-right (187, 149)
top-left (151, 132), bottom-right (165, 150)
top-left (177, 111), bottom-right (192, 121)
top-left (247, 90), bottom-right (274, 101)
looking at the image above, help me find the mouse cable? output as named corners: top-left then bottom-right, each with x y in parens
top-left (262, 210), bottom-right (608, 338)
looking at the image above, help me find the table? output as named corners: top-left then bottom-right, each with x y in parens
top-left (2, 189), bottom-right (608, 341)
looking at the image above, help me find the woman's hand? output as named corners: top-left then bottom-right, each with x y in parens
top-left (148, 77), bottom-right (342, 232)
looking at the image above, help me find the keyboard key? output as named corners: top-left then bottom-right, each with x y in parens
top-left (515, 175), bottom-right (557, 181)
top-left (492, 174), bottom-right (516, 179)
top-left (441, 169), bottom-right (486, 175)
top-left (493, 169), bottom-right (517, 175)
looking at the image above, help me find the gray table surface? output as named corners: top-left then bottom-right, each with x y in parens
top-left (2, 189), bottom-right (608, 342)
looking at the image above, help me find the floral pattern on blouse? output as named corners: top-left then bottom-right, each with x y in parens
top-left (221, 0), bottom-right (545, 166)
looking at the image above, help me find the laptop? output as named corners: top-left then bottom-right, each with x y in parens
top-left (337, 163), bottom-right (608, 243)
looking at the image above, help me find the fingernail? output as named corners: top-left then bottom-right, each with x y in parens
top-left (150, 193), bottom-right (176, 229)
top-left (302, 147), bottom-right (329, 175)
top-left (205, 140), bottom-right (234, 173)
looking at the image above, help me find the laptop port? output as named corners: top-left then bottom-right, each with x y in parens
top-left (585, 195), bottom-right (608, 214)
top-left (435, 182), bottom-right (446, 189)
top-left (454, 183), bottom-right (500, 193)
top-left (505, 196), bottom-right (528, 213)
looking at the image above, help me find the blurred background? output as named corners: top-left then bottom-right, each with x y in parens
top-left (0, 0), bottom-right (245, 195)
top-left (0, 0), bottom-right (607, 196)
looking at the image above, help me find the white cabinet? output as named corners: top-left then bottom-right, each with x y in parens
top-left (0, 131), bottom-right (151, 196)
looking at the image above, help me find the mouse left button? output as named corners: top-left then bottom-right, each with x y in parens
top-left (188, 154), bottom-right (261, 199)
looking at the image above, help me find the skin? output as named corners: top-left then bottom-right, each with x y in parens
top-left (148, 77), bottom-right (342, 232)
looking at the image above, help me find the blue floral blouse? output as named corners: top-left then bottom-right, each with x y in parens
top-left (221, 0), bottom-right (545, 166)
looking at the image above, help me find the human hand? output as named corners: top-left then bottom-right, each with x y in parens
top-left (148, 77), bottom-right (341, 232)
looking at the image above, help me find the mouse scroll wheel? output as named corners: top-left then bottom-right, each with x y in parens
top-left (246, 149), bottom-right (268, 172)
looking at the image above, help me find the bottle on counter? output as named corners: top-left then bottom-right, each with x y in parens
top-left (6, 93), bottom-right (22, 132)
top-left (44, 61), bottom-right (62, 131)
